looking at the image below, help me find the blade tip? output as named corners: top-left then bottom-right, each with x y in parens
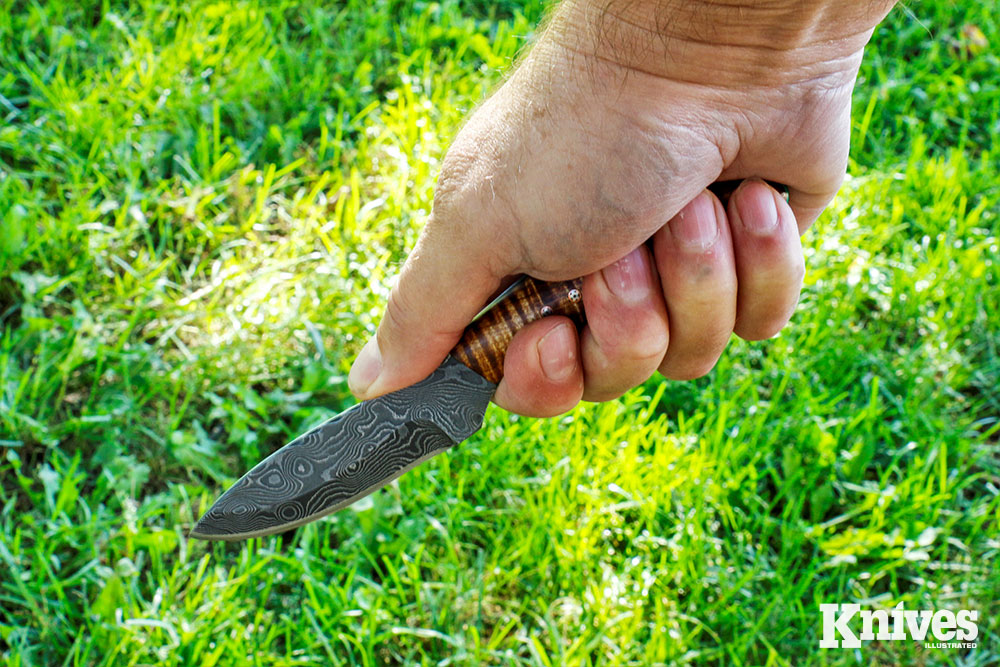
top-left (189, 522), bottom-right (218, 541)
top-left (190, 516), bottom-right (231, 542)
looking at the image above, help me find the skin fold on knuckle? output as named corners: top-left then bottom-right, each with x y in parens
top-left (381, 283), bottom-right (425, 347)
top-left (658, 325), bottom-right (731, 380)
top-left (737, 284), bottom-right (802, 338)
top-left (785, 252), bottom-right (807, 287)
top-left (734, 288), bottom-right (801, 339)
top-left (584, 331), bottom-right (663, 395)
top-left (591, 309), bottom-right (669, 365)
top-left (583, 384), bottom-right (639, 403)
top-left (493, 382), bottom-right (543, 417)
top-left (660, 356), bottom-right (720, 382)
top-left (498, 380), bottom-right (582, 417)
top-left (658, 309), bottom-right (734, 372)
top-left (735, 289), bottom-right (800, 340)
top-left (433, 137), bottom-right (484, 213)
top-left (735, 314), bottom-right (792, 341)
top-left (586, 334), bottom-right (665, 387)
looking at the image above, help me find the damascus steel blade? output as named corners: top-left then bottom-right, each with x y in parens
top-left (191, 356), bottom-right (496, 541)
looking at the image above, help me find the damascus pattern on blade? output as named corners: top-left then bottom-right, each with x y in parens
top-left (193, 356), bottom-right (496, 539)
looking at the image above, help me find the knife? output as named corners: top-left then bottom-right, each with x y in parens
top-left (191, 180), bottom-right (780, 541)
top-left (191, 274), bottom-right (585, 540)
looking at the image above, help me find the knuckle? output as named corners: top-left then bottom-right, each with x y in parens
top-left (433, 155), bottom-right (472, 214)
top-left (659, 357), bottom-right (718, 381)
top-left (594, 320), bottom-right (669, 367)
top-left (735, 314), bottom-right (788, 341)
top-left (630, 325), bottom-right (671, 363)
top-left (383, 283), bottom-right (419, 336)
top-left (791, 256), bottom-right (806, 285)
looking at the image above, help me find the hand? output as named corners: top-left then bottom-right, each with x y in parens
top-left (348, 0), bottom-right (896, 416)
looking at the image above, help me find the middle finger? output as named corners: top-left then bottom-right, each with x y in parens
top-left (652, 189), bottom-right (738, 380)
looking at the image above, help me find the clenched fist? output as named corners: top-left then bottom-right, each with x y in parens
top-left (349, 0), bottom-right (896, 416)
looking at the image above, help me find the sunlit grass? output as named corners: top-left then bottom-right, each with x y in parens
top-left (1, 0), bottom-right (998, 665)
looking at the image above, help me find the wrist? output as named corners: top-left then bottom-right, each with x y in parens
top-left (546, 0), bottom-right (896, 87)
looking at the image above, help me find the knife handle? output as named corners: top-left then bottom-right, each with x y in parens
top-left (450, 180), bottom-right (788, 384)
top-left (451, 276), bottom-right (586, 383)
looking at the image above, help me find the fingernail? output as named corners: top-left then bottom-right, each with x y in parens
top-left (602, 247), bottom-right (651, 304)
top-left (537, 322), bottom-right (576, 382)
top-left (348, 338), bottom-right (382, 397)
top-left (671, 191), bottom-right (719, 250)
top-left (735, 179), bottom-right (779, 235)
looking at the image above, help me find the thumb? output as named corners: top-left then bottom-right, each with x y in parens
top-left (347, 219), bottom-right (507, 400)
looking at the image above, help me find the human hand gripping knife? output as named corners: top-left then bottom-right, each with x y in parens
top-left (191, 182), bottom-right (771, 540)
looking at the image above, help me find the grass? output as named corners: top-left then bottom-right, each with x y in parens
top-left (0, 0), bottom-right (997, 665)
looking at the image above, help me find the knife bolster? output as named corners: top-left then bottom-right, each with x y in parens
top-left (451, 276), bottom-right (586, 384)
